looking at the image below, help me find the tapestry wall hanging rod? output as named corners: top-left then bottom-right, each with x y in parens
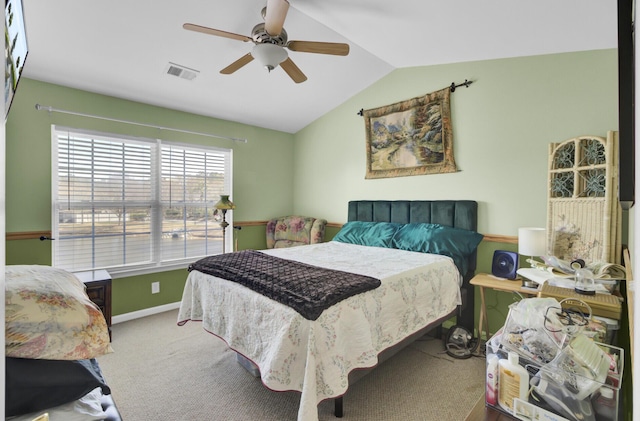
top-left (34, 103), bottom-right (248, 143)
top-left (449, 79), bottom-right (473, 92)
top-left (357, 79), bottom-right (474, 116)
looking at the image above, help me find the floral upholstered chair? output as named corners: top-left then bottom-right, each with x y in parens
top-left (266, 216), bottom-right (327, 249)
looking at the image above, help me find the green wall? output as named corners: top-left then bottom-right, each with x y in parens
top-left (291, 49), bottom-right (631, 420)
top-left (5, 78), bottom-right (296, 314)
top-left (2, 44), bottom-right (632, 420)
top-left (292, 49), bottom-right (619, 237)
top-left (5, 50), bottom-right (621, 317)
top-left (6, 79), bottom-right (297, 229)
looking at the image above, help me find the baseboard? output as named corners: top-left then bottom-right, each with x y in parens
top-left (112, 302), bottom-right (181, 324)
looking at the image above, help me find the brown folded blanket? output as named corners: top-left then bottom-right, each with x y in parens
top-left (189, 250), bottom-right (381, 320)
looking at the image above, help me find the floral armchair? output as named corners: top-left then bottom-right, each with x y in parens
top-left (266, 216), bottom-right (327, 249)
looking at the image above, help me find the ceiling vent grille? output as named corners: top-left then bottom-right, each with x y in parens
top-left (165, 62), bottom-right (199, 80)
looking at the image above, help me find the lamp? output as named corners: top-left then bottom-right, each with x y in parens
top-left (214, 195), bottom-right (236, 254)
top-left (518, 227), bottom-right (547, 269)
top-left (252, 43), bottom-right (288, 72)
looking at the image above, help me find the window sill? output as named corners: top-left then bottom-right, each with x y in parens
top-left (106, 260), bottom-right (197, 279)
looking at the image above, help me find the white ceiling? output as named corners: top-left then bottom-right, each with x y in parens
top-left (21, 0), bottom-right (617, 134)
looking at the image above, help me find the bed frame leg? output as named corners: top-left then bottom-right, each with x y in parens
top-left (434, 324), bottom-right (443, 339)
top-left (334, 397), bottom-right (344, 418)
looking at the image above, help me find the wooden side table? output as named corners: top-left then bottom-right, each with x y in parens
top-left (74, 269), bottom-right (113, 340)
top-left (470, 273), bottom-right (538, 345)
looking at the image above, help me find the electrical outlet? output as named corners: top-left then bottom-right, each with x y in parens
top-left (151, 282), bottom-right (160, 294)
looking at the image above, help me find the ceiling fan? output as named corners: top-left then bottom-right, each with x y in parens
top-left (183, 0), bottom-right (349, 83)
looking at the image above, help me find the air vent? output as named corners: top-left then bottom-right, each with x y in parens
top-left (165, 62), bottom-right (199, 80)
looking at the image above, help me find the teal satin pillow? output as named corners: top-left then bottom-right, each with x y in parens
top-left (391, 223), bottom-right (483, 274)
top-left (332, 221), bottom-right (401, 248)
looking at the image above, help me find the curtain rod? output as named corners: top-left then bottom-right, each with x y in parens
top-left (34, 103), bottom-right (248, 143)
top-left (356, 79), bottom-right (475, 116)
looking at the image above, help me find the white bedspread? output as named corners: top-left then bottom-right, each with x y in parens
top-left (177, 241), bottom-right (462, 421)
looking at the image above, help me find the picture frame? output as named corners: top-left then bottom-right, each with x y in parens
top-left (363, 87), bottom-right (457, 179)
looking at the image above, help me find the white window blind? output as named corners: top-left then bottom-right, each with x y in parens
top-left (52, 126), bottom-right (232, 276)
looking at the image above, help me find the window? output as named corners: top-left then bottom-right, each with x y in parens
top-left (52, 126), bottom-right (233, 276)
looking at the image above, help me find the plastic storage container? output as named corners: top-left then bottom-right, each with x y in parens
top-left (236, 352), bottom-right (260, 377)
top-left (593, 316), bottom-right (620, 345)
top-left (485, 331), bottom-right (623, 421)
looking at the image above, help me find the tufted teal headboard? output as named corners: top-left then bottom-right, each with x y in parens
top-left (347, 200), bottom-right (478, 330)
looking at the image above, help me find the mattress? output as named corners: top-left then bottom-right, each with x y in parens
top-left (177, 241), bottom-right (462, 421)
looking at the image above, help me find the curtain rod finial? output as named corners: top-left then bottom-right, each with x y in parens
top-left (450, 79), bottom-right (474, 92)
top-left (35, 104), bottom-right (53, 112)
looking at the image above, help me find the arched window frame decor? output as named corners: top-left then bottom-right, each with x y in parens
top-left (547, 131), bottom-right (622, 265)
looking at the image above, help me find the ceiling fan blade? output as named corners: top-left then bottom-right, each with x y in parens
top-left (264, 0), bottom-right (289, 36)
top-left (280, 58), bottom-right (307, 83)
top-left (220, 53), bottom-right (255, 74)
top-left (287, 41), bottom-right (350, 56)
top-left (183, 23), bottom-right (251, 42)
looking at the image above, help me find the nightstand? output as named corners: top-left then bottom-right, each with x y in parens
top-left (74, 269), bottom-right (113, 340)
top-left (470, 273), bottom-right (538, 346)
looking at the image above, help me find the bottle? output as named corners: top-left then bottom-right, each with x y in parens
top-left (498, 351), bottom-right (529, 413)
top-left (592, 387), bottom-right (616, 421)
top-left (486, 353), bottom-right (499, 406)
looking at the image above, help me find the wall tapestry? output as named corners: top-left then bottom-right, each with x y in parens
top-left (363, 87), bottom-right (457, 179)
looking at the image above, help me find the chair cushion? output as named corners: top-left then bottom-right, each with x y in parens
top-left (266, 216), bottom-right (327, 248)
top-left (273, 216), bottom-right (317, 243)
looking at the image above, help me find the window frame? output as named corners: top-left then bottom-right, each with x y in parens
top-left (51, 125), bottom-right (233, 278)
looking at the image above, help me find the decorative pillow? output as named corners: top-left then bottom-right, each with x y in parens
top-left (332, 221), bottom-right (401, 248)
top-left (5, 358), bottom-right (111, 418)
top-left (5, 265), bottom-right (113, 360)
top-left (391, 223), bottom-right (484, 274)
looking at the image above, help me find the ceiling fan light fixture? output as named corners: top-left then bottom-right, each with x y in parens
top-left (251, 43), bottom-right (288, 72)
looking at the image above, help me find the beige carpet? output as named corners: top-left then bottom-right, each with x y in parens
top-left (97, 310), bottom-right (485, 420)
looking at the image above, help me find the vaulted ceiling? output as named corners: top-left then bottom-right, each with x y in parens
top-left (22, 0), bottom-right (617, 133)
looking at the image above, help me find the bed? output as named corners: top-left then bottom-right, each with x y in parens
top-left (5, 265), bottom-right (123, 421)
top-left (177, 200), bottom-right (480, 421)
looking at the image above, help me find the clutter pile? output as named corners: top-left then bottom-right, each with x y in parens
top-left (485, 297), bottom-right (623, 421)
